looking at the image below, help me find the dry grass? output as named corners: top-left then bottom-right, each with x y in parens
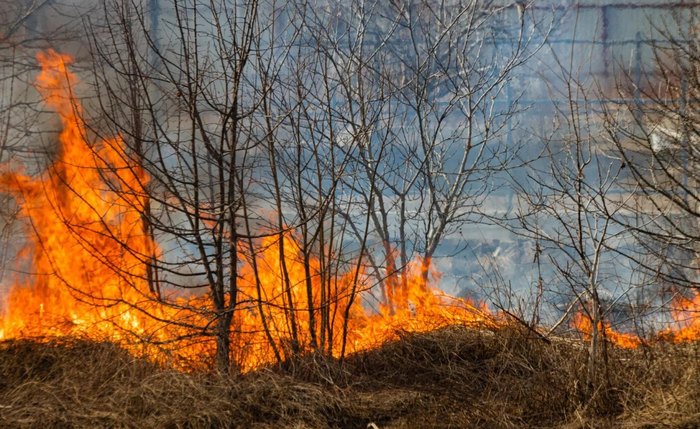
top-left (0, 326), bottom-right (698, 428)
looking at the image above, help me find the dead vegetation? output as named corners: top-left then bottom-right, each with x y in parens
top-left (0, 326), bottom-right (698, 429)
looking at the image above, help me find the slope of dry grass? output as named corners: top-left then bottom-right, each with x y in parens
top-left (0, 326), bottom-right (698, 428)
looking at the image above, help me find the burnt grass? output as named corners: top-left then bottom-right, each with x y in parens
top-left (1, 325), bottom-right (699, 428)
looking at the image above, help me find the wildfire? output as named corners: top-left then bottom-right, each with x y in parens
top-left (0, 50), bottom-right (158, 341)
top-left (3, 51), bottom-right (696, 370)
top-left (572, 312), bottom-right (642, 349)
top-left (661, 292), bottom-right (700, 343)
top-left (572, 289), bottom-right (700, 349)
top-left (0, 50), bottom-right (494, 370)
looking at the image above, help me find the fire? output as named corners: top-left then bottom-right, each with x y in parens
top-left (0, 50), bottom-right (207, 363)
top-left (661, 292), bottom-right (700, 343)
top-left (0, 50), bottom-right (494, 370)
top-left (572, 312), bottom-right (642, 349)
top-left (232, 237), bottom-right (495, 368)
top-left (2, 51), bottom-right (697, 368)
top-left (0, 50), bottom-right (156, 339)
top-left (572, 289), bottom-right (700, 349)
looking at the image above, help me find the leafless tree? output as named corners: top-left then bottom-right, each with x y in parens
top-left (0, 0), bottom-right (91, 165)
top-left (601, 10), bottom-right (700, 304)
top-left (506, 30), bottom-right (644, 390)
top-left (81, 0), bottom-right (290, 372)
top-left (81, 0), bottom-right (392, 371)
top-left (305, 1), bottom-right (547, 315)
top-left (6, 0), bottom-right (619, 377)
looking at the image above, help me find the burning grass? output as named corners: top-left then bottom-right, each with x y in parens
top-left (2, 47), bottom-right (700, 429)
top-left (1, 326), bottom-right (698, 429)
top-left (0, 50), bottom-right (496, 370)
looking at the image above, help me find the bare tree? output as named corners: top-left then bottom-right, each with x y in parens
top-left (82, 0), bottom-right (388, 371)
top-left (80, 0), bottom-right (288, 372)
top-left (513, 106), bottom-right (631, 390)
top-left (504, 23), bottom-right (648, 391)
top-left (601, 10), bottom-right (700, 303)
top-left (82, 0), bottom-right (550, 371)
top-left (305, 0), bottom-right (546, 315)
top-left (0, 0), bottom-right (91, 165)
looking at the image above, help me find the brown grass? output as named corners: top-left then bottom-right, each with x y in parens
top-left (1, 326), bottom-right (698, 428)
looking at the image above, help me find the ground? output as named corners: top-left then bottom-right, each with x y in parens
top-left (1, 326), bottom-right (699, 428)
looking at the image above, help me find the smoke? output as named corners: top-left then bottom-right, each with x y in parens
top-left (0, 0), bottom-right (695, 331)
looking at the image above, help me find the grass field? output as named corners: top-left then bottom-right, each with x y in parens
top-left (1, 326), bottom-right (698, 428)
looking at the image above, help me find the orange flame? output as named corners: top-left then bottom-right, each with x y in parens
top-left (0, 50), bottom-right (495, 370)
top-left (572, 312), bottom-right (642, 349)
top-left (0, 50), bottom-right (161, 343)
top-left (660, 292), bottom-right (700, 343)
top-left (572, 289), bottom-right (700, 349)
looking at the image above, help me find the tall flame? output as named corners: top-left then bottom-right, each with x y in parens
top-left (0, 50), bottom-right (160, 343)
top-left (0, 50), bottom-right (494, 370)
